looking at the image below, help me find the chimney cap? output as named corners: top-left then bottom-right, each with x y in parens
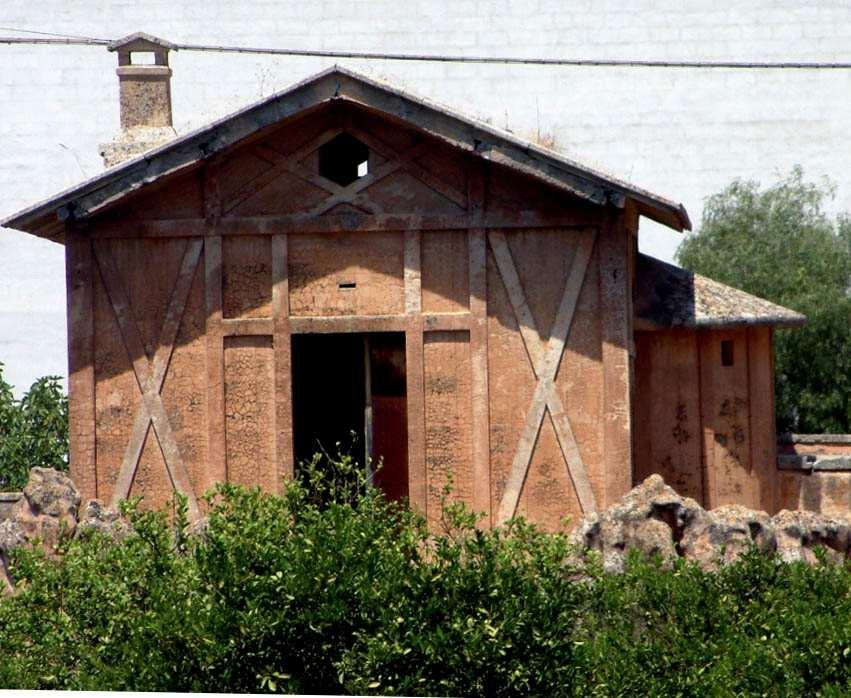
top-left (108, 32), bottom-right (176, 52)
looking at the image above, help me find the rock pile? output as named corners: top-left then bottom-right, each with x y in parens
top-left (0, 468), bottom-right (126, 593)
top-left (570, 474), bottom-right (851, 571)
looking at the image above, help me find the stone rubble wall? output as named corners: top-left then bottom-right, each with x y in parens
top-left (571, 474), bottom-right (851, 572)
top-left (0, 468), bottom-right (126, 594)
top-left (1, 468), bottom-right (849, 594)
top-left (776, 434), bottom-right (851, 518)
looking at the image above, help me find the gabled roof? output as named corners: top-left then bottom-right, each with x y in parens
top-left (1, 67), bottom-right (691, 241)
top-left (107, 32), bottom-right (176, 51)
top-left (635, 253), bottom-right (806, 329)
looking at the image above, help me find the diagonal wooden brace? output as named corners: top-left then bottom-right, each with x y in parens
top-left (490, 229), bottom-right (598, 523)
top-left (94, 239), bottom-right (203, 519)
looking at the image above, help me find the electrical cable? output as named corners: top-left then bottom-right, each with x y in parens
top-left (1, 29), bottom-right (850, 69)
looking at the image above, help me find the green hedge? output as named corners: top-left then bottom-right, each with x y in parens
top-left (1, 455), bottom-right (849, 695)
top-left (0, 362), bottom-right (68, 490)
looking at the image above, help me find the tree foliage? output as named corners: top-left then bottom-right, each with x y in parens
top-left (0, 362), bottom-right (68, 490)
top-left (677, 167), bottom-right (851, 433)
top-left (1, 457), bottom-right (849, 695)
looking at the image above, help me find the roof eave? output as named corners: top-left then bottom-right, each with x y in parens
top-left (693, 315), bottom-right (807, 329)
top-left (635, 314), bottom-right (807, 331)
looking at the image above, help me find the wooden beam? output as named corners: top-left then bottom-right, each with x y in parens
top-left (65, 228), bottom-right (97, 500)
top-left (94, 238), bottom-right (203, 519)
top-left (492, 228), bottom-right (598, 523)
top-left (204, 235), bottom-right (226, 491)
top-left (469, 227), bottom-right (491, 525)
top-left (467, 156), bottom-right (491, 524)
top-left (363, 334), bottom-right (374, 475)
top-left (747, 326), bottom-right (776, 513)
top-left (287, 312), bottom-right (470, 335)
top-left (87, 212), bottom-right (602, 239)
top-left (598, 212), bottom-right (633, 507)
top-left (290, 314), bottom-right (406, 334)
top-left (404, 228), bottom-right (427, 514)
top-left (346, 125), bottom-right (468, 210)
top-left (697, 330), bottom-right (718, 509)
top-left (221, 317), bottom-right (274, 336)
top-left (272, 233), bottom-right (294, 488)
top-left (247, 138), bottom-right (433, 219)
top-left (423, 313), bottom-right (472, 332)
top-left (488, 230), bottom-right (545, 373)
top-left (336, 80), bottom-right (611, 206)
top-left (223, 128), bottom-right (344, 214)
top-left (303, 141), bottom-right (431, 217)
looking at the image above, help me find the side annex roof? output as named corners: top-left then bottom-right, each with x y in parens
top-left (1, 66), bottom-right (691, 241)
top-left (635, 253), bottom-right (806, 329)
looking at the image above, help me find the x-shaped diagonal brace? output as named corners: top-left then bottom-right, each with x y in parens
top-left (94, 239), bottom-right (203, 520)
top-left (225, 121), bottom-right (465, 218)
top-left (490, 229), bottom-right (598, 523)
top-left (254, 137), bottom-right (434, 217)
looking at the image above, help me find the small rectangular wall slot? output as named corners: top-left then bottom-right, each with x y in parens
top-left (338, 281), bottom-right (357, 290)
top-left (721, 339), bottom-right (734, 367)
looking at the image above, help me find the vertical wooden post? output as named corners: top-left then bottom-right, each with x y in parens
top-left (469, 228), bottom-right (490, 524)
top-left (272, 233), bottom-right (293, 491)
top-left (767, 327), bottom-right (778, 513)
top-left (598, 211), bottom-right (633, 507)
top-left (202, 164), bottom-right (226, 491)
top-left (626, 205), bottom-right (639, 488)
top-left (204, 235), bottom-right (226, 490)
top-left (404, 227), bottom-right (426, 514)
top-left (363, 334), bottom-right (373, 477)
top-left (697, 330), bottom-right (717, 508)
top-left (467, 162), bottom-right (491, 524)
top-left (65, 226), bottom-right (97, 500)
top-left (747, 326), bottom-right (777, 513)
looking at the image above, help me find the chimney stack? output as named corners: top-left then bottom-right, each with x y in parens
top-left (100, 32), bottom-right (178, 168)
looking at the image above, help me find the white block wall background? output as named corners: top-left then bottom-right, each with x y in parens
top-left (2, 1), bottom-right (851, 393)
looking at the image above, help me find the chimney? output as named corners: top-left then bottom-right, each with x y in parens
top-left (99, 32), bottom-right (178, 168)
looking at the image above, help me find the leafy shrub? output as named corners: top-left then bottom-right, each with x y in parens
top-left (0, 362), bottom-right (68, 490)
top-left (1, 455), bottom-right (849, 695)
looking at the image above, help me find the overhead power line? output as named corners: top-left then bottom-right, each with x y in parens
top-left (0, 37), bottom-right (108, 46)
top-left (0, 26), bottom-right (109, 43)
top-left (1, 31), bottom-right (851, 69)
top-left (176, 42), bottom-right (851, 69)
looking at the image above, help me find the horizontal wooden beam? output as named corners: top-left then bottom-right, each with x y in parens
top-left (288, 312), bottom-right (471, 335)
top-left (423, 312), bottom-right (472, 332)
top-left (290, 315), bottom-right (406, 334)
top-left (91, 211), bottom-right (600, 238)
top-left (221, 317), bottom-right (274, 336)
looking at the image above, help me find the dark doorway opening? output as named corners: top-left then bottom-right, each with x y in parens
top-left (291, 332), bottom-right (408, 501)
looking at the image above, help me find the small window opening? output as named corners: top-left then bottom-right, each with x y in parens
top-left (338, 281), bottom-right (357, 290)
top-left (129, 51), bottom-right (156, 65)
top-left (319, 133), bottom-right (370, 186)
top-left (721, 339), bottom-right (734, 367)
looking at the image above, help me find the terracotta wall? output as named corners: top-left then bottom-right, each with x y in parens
top-left (64, 101), bottom-right (632, 530)
top-left (634, 326), bottom-right (777, 512)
